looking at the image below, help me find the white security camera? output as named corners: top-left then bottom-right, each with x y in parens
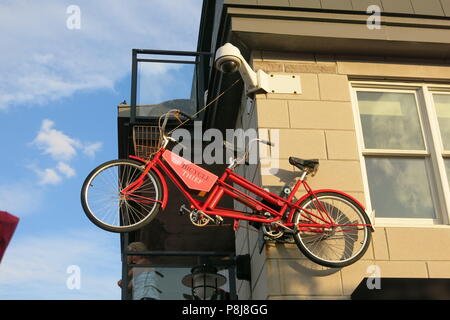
top-left (215, 43), bottom-right (302, 96)
top-left (215, 43), bottom-right (242, 74)
top-left (215, 43), bottom-right (268, 95)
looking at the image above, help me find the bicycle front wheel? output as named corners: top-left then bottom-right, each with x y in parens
top-left (81, 159), bottom-right (162, 233)
top-left (292, 192), bottom-right (372, 268)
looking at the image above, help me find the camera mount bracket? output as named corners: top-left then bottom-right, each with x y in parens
top-left (246, 70), bottom-right (302, 96)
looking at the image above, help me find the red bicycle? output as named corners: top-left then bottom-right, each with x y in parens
top-left (81, 109), bottom-right (373, 268)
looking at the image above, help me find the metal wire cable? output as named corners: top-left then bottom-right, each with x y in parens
top-left (167, 78), bottom-right (242, 135)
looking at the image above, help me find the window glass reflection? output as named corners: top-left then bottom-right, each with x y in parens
top-left (365, 157), bottom-right (435, 219)
top-left (357, 91), bottom-right (425, 150)
top-left (433, 94), bottom-right (450, 151)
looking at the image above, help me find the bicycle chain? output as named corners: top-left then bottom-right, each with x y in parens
top-left (237, 222), bottom-right (296, 244)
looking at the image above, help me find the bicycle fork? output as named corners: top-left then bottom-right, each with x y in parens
top-left (120, 161), bottom-right (162, 205)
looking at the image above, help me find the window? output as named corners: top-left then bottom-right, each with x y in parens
top-left (352, 84), bottom-right (450, 225)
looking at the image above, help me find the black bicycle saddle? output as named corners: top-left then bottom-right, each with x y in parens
top-left (289, 157), bottom-right (319, 171)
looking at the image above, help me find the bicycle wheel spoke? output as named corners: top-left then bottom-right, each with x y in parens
top-left (102, 169), bottom-right (119, 193)
top-left (124, 200), bottom-right (146, 222)
top-left (99, 199), bottom-right (119, 226)
top-left (292, 192), bottom-right (370, 267)
top-left (82, 161), bottom-right (161, 231)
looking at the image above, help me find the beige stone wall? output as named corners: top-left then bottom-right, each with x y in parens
top-left (254, 51), bottom-right (365, 205)
top-left (235, 50), bottom-right (450, 299)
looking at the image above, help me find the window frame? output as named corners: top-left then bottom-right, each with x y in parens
top-left (350, 81), bottom-right (450, 227)
top-left (429, 89), bottom-right (450, 156)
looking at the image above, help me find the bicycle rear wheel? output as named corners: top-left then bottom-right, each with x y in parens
top-left (292, 192), bottom-right (371, 268)
top-left (81, 159), bottom-right (162, 233)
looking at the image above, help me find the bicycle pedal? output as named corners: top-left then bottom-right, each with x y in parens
top-left (215, 216), bottom-right (224, 225)
top-left (178, 204), bottom-right (191, 216)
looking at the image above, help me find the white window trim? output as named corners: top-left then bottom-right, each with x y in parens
top-left (426, 89), bottom-right (450, 224)
top-left (427, 90), bottom-right (450, 154)
top-left (350, 81), bottom-right (450, 227)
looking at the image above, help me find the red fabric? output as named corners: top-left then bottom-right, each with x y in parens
top-left (0, 211), bottom-right (19, 263)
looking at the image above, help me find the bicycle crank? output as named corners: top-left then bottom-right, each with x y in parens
top-left (189, 210), bottom-right (215, 227)
top-left (262, 223), bottom-right (284, 239)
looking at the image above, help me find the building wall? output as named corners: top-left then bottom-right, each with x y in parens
top-left (233, 89), bottom-right (267, 300)
top-left (235, 50), bottom-right (450, 299)
top-left (225, 0), bottom-right (450, 18)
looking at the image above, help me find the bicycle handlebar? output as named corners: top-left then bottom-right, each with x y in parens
top-left (158, 109), bottom-right (195, 148)
top-left (159, 110), bottom-right (275, 160)
top-left (259, 139), bottom-right (275, 147)
top-left (226, 138), bottom-right (276, 169)
top-left (159, 109), bottom-right (192, 133)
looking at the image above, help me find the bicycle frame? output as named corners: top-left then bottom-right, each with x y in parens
top-left (122, 147), bottom-right (368, 232)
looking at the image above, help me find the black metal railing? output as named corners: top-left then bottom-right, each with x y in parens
top-left (129, 49), bottom-right (212, 124)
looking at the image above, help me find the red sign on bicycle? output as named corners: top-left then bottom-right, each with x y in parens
top-left (162, 150), bottom-right (218, 192)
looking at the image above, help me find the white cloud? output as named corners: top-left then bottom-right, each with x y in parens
top-left (57, 162), bottom-right (76, 178)
top-left (31, 119), bottom-right (103, 184)
top-left (0, 229), bottom-right (121, 299)
top-left (0, 0), bottom-right (202, 110)
top-left (33, 119), bottom-right (81, 161)
top-left (33, 119), bottom-right (103, 162)
top-left (82, 142), bottom-right (103, 158)
top-left (36, 168), bottom-right (63, 185)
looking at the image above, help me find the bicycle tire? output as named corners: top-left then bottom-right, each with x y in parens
top-left (81, 159), bottom-right (162, 233)
top-left (292, 192), bottom-right (372, 268)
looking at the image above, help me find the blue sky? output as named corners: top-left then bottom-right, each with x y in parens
top-left (0, 0), bottom-right (202, 299)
